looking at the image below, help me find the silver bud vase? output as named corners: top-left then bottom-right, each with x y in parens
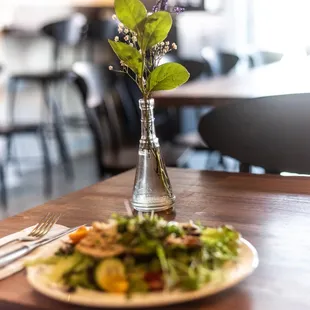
top-left (131, 98), bottom-right (175, 212)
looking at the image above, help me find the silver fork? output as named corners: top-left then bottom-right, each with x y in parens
top-left (0, 213), bottom-right (61, 249)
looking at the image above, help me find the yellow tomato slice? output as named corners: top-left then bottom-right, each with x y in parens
top-left (95, 259), bottom-right (128, 293)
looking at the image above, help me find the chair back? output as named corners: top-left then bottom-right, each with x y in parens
top-left (41, 14), bottom-right (88, 68)
top-left (72, 62), bottom-right (140, 151)
top-left (86, 19), bottom-right (118, 42)
top-left (201, 47), bottom-right (239, 76)
top-left (83, 19), bottom-right (119, 64)
top-left (72, 62), bottom-right (125, 152)
top-left (198, 93), bottom-right (310, 174)
top-left (41, 13), bottom-right (87, 46)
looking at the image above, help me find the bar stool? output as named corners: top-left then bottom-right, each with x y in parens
top-left (5, 14), bottom-right (88, 187)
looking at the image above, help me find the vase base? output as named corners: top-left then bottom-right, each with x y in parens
top-left (131, 197), bottom-right (175, 212)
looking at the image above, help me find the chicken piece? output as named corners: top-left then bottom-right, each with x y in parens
top-left (92, 220), bottom-right (118, 237)
top-left (76, 243), bottom-right (125, 258)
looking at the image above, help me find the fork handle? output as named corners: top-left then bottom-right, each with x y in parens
top-left (0, 246), bottom-right (30, 268)
top-left (0, 239), bottom-right (18, 249)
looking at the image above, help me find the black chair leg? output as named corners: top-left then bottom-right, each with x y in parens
top-left (0, 164), bottom-right (8, 210)
top-left (7, 78), bottom-right (18, 163)
top-left (38, 128), bottom-right (52, 197)
top-left (240, 163), bottom-right (251, 173)
top-left (42, 81), bottom-right (74, 181)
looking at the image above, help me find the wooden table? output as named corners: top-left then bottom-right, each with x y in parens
top-left (0, 168), bottom-right (310, 309)
top-left (154, 58), bottom-right (310, 107)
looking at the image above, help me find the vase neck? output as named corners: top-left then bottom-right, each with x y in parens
top-left (139, 98), bottom-right (158, 147)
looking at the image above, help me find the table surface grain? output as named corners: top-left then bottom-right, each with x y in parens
top-left (154, 58), bottom-right (310, 107)
top-left (0, 168), bottom-right (310, 310)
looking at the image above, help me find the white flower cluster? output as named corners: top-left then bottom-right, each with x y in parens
top-left (151, 41), bottom-right (178, 66)
top-left (114, 21), bottom-right (137, 48)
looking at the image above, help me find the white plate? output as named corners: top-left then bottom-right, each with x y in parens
top-left (27, 238), bottom-right (258, 308)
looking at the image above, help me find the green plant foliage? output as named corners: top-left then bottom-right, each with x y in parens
top-left (108, 40), bottom-right (143, 75)
top-left (140, 12), bottom-right (172, 51)
top-left (110, 0), bottom-right (190, 97)
top-left (147, 63), bottom-right (190, 93)
top-left (114, 0), bottom-right (147, 32)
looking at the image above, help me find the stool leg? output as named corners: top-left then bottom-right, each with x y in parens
top-left (7, 78), bottom-right (18, 163)
top-left (38, 128), bottom-right (52, 197)
top-left (0, 165), bottom-right (8, 210)
top-left (42, 81), bottom-right (74, 181)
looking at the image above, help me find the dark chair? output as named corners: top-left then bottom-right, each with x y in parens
top-left (4, 15), bottom-right (88, 187)
top-left (199, 93), bottom-right (310, 174)
top-left (201, 47), bottom-right (240, 76)
top-left (41, 13), bottom-right (88, 69)
top-left (84, 19), bottom-right (119, 62)
top-left (249, 51), bottom-right (283, 68)
top-left (71, 62), bottom-right (190, 177)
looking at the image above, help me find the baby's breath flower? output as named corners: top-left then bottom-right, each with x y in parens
top-left (139, 49), bottom-right (142, 54)
top-left (165, 41), bottom-right (170, 45)
top-left (124, 35), bottom-right (129, 41)
top-left (160, 42), bottom-right (165, 46)
top-left (163, 46), bottom-right (169, 53)
top-left (114, 36), bottom-right (119, 42)
top-left (118, 27), bottom-right (122, 33)
top-left (124, 28), bottom-right (129, 34)
top-left (172, 43), bottom-right (178, 50)
top-left (112, 14), bottom-right (117, 20)
top-left (108, 65), bottom-right (113, 70)
top-left (119, 23), bottom-right (124, 28)
top-left (132, 36), bottom-right (137, 43)
top-left (129, 43), bottom-right (134, 47)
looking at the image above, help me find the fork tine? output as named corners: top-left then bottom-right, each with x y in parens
top-left (31, 213), bottom-right (56, 237)
top-left (29, 213), bottom-right (51, 237)
top-left (31, 213), bottom-right (54, 237)
top-left (31, 213), bottom-right (55, 237)
top-left (38, 213), bottom-right (61, 238)
top-left (41, 213), bottom-right (61, 236)
top-left (34, 213), bottom-right (61, 238)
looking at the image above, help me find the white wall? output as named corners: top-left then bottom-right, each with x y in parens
top-left (177, 0), bottom-right (249, 59)
top-left (251, 0), bottom-right (310, 54)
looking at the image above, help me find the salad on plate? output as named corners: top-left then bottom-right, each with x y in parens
top-left (27, 214), bottom-right (241, 296)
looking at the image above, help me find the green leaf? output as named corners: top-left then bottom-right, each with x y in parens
top-left (115, 0), bottom-right (147, 31)
top-left (140, 12), bottom-right (172, 51)
top-left (108, 40), bottom-right (142, 75)
top-left (147, 63), bottom-right (190, 92)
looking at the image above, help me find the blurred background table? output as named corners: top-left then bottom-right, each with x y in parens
top-left (154, 57), bottom-right (310, 107)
